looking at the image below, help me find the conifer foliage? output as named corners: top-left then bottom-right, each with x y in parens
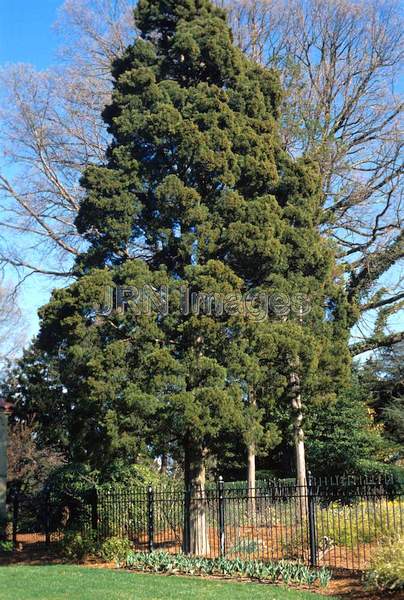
top-left (10, 0), bottom-right (351, 553)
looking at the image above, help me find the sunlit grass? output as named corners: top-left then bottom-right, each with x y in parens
top-left (0, 565), bottom-right (340, 600)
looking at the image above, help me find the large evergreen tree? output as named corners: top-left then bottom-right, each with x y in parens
top-left (74, 0), bottom-right (351, 482)
top-left (6, 0), bottom-right (352, 552)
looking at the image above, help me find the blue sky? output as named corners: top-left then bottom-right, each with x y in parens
top-left (0, 0), bottom-right (61, 67)
top-left (0, 1), bottom-right (66, 340)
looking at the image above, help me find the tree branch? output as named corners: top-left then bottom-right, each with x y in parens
top-left (350, 331), bottom-right (404, 356)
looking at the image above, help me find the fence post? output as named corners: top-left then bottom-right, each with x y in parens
top-left (218, 476), bottom-right (225, 556)
top-left (44, 491), bottom-right (51, 545)
top-left (12, 492), bottom-right (18, 548)
top-left (307, 471), bottom-right (318, 567)
top-left (91, 487), bottom-right (98, 533)
top-left (147, 484), bottom-right (154, 553)
top-left (183, 485), bottom-right (191, 554)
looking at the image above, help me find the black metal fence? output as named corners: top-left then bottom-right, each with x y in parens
top-left (9, 474), bottom-right (403, 570)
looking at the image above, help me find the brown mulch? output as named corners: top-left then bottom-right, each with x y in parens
top-left (323, 570), bottom-right (402, 599)
top-left (0, 542), bottom-right (402, 600)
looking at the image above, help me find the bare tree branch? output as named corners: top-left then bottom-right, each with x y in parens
top-left (350, 331), bottom-right (404, 356)
top-left (363, 291), bottom-right (404, 312)
top-left (0, 1), bottom-right (136, 283)
top-left (0, 282), bottom-right (27, 372)
top-left (222, 0), bottom-right (403, 351)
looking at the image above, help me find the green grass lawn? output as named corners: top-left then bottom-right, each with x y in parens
top-left (0, 565), bottom-right (340, 600)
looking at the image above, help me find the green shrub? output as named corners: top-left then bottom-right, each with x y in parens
top-left (365, 534), bottom-right (404, 591)
top-left (124, 550), bottom-right (332, 588)
top-left (284, 499), bottom-right (402, 558)
top-left (0, 541), bottom-right (14, 553)
top-left (59, 530), bottom-right (99, 561)
top-left (99, 537), bottom-right (133, 565)
top-left (356, 461), bottom-right (404, 496)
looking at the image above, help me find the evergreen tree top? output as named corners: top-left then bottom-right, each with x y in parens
top-left (128, 0), bottom-right (244, 88)
top-left (76, 0), bottom-right (285, 272)
top-left (135, 0), bottom-right (227, 39)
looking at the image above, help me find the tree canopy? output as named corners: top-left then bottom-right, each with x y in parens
top-left (4, 0), bottom-right (353, 497)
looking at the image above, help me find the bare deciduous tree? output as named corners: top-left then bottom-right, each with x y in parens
top-left (7, 420), bottom-right (64, 494)
top-left (0, 283), bottom-right (26, 373)
top-left (221, 0), bottom-right (403, 354)
top-left (0, 0), bottom-right (136, 280)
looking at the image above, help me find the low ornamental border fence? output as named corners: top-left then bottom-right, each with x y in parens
top-left (9, 473), bottom-right (403, 571)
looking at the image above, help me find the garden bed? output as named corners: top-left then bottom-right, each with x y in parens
top-left (123, 524), bottom-right (381, 571)
top-left (1, 542), bottom-right (402, 599)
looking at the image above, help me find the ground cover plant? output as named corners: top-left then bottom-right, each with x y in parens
top-left (365, 534), bottom-right (404, 592)
top-left (123, 550), bottom-right (332, 588)
top-left (0, 565), bottom-right (339, 600)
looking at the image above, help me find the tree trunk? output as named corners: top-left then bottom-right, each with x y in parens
top-left (184, 439), bottom-right (209, 556)
top-left (290, 369), bottom-right (308, 519)
top-left (247, 387), bottom-right (257, 517)
top-left (290, 370), bottom-right (307, 489)
top-left (247, 443), bottom-right (256, 494)
top-left (160, 452), bottom-right (168, 475)
top-left (247, 442), bottom-right (256, 517)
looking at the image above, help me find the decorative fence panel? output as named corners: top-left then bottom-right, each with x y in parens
top-left (9, 491), bottom-right (60, 547)
top-left (9, 475), bottom-right (403, 570)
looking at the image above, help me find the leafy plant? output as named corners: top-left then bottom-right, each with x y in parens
top-left (283, 499), bottom-right (402, 558)
top-left (124, 551), bottom-right (332, 588)
top-left (365, 534), bottom-right (404, 591)
top-left (99, 536), bottom-right (133, 565)
top-left (318, 567), bottom-right (332, 588)
top-left (59, 530), bottom-right (99, 561)
top-left (0, 541), bottom-right (14, 553)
